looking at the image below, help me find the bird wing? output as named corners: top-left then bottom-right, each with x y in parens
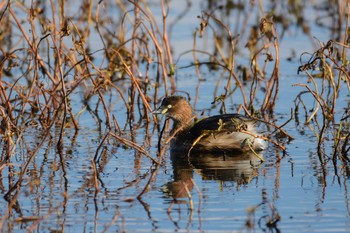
top-left (189, 114), bottom-right (254, 137)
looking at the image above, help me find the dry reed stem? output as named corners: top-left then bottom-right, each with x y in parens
top-left (109, 132), bottom-right (159, 165)
top-left (114, 50), bottom-right (152, 113)
top-left (241, 104), bottom-right (294, 140)
top-left (91, 159), bottom-right (100, 192)
top-left (101, 211), bottom-right (121, 233)
top-left (70, 20), bottom-right (113, 128)
top-left (8, 7), bottom-right (56, 84)
top-left (293, 83), bottom-right (329, 164)
top-left (0, 1), bottom-right (348, 230)
top-left (4, 128), bottom-right (51, 200)
top-left (129, 0), bottom-right (175, 93)
top-left (137, 153), bottom-right (164, 198)
top-left (202, 11), bottom-right (247, 106)
top-left (50, 32), bottom-right (72, 147)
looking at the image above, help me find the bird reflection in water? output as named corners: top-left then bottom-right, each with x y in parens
top-left (162, 150), bottom-right (264, 204)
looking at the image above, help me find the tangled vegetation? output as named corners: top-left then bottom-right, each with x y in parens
top-left (0, 0), bottom-right (349, 231)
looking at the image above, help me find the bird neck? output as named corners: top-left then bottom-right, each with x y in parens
top-left (170, 109), bottom-right (193, 136)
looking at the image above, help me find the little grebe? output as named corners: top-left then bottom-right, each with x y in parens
top-left (153, 96), bottom-right (266, 152)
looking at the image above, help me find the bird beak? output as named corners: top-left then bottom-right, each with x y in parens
top-left (152, 105), bottom-right (168, 115)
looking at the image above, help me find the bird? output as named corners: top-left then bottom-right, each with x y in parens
top-left (153, 95), bottom-right (266, 153)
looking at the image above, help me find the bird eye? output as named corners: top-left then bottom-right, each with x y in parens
top-left (160, 104), bottom-right (172, 114)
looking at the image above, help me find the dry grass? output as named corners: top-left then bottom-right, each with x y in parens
top-left (0, 0), bottom-right (348, 231)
